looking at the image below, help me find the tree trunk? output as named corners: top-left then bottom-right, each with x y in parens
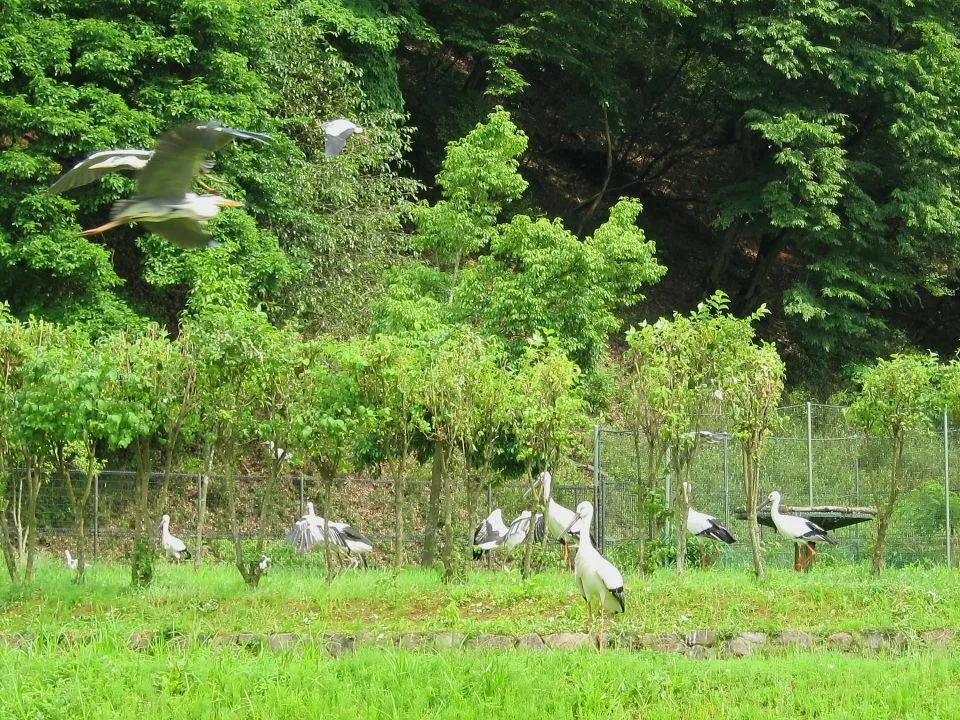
top-left (24, 460), bottom-right (40, 584)
top-left (322, 473), bottom-right (334, 584)
top-left (0, 462), bottom-right (20, 582)
top-left (130, 438), bottom-right (154, 587)
top-left (705, 224), bottom-right (740, 291)
top-left (871, 434), bottom-right (903, 575)
top-left (743, 439), bottom-right (765, 580)
top-left (421, 441), bottom-right (444, 567)
top-left (521, 468), bottom-right (539, 580)
top-left (671, 450), bottom-right (687, 574)
top-left (194, 440), bottom-right (215, 569)
top-left (635, 433), bottom-right (648, 573)
top-left (393, 449), bottom-right (407, 566)
top-left (736, 230), bottom-right (787, 313)
top-left (440, 447), bottom-right (458, 582)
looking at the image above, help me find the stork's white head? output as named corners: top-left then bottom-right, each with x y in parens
top-left (305, 502), bottom-right (316, 516)
top-left (767, 491), bottom-right (781, 504)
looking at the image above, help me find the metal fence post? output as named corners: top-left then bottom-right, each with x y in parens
top-left (93, 471), bottom-right (100, 561)
top-left (486, 482), bottom-right (492, 516)
top-left (807, 401), bottom-right (814, 505)
top-left (945, 408), bottom-right (951, 568)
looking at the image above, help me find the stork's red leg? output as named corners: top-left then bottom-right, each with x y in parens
top-left (79, 218), bottom-right (128, 236)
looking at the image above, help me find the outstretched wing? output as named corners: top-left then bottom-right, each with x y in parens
top-left (323, 118), bottom-right (363, 158)
top-left (48, 149), bottom-right (154, 195)
top-left (137, 121), bottom-right (270, 199)
top-left (143, 219), bottom-right (213, 250)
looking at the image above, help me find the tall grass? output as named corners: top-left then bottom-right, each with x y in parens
top-left (1, 644), bottom-right (958, 719)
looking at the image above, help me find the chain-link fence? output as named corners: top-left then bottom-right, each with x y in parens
top-left (594, 403), bottom-right (959, 569)
top-left (6, 403), bottom-right (959, 569)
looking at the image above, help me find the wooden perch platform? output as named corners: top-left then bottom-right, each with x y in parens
top-left (734, 505), bottom-right (876, 531)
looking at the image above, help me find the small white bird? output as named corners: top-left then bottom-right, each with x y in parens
top-left (64, 550), bottom-right (78, 570)
top-left (322, 118), bottom-right (363, 158)
top-left (683, 482), bottom-right (736, 566)
top-left (472, 508), bottom-right (509, 559)
top-left (563, 501), bottom-right (624, 650)
top-left (158, 514), bottom-right (192, 562)
top-left (761, 490), bottom-right (837, 571)
top-left (540, 471), bottom-right (591, 568)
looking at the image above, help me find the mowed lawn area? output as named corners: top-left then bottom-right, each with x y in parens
top-left (3, 563), bottom-right (960, 719)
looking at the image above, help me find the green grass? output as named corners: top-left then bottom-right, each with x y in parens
top-left (1, 643), bottom-right (959, 719)
top-left (2, 560), bottom-right (959, 641)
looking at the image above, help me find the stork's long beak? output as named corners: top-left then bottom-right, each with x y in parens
top-left (222, 199), bottom-right (244, 208)
top-left (757, 498), bottom-right (772, 512)
top-left (562, 513), bottom-right (582, 537)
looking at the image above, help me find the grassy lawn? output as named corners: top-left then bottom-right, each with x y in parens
top-left (1, 643), bottom-right (958, 719)
top-left (1, 560), bottom-right (958, 640)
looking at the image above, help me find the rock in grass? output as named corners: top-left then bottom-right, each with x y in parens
top-left (686, 644), bottom-right (715, 660)
top-left (777, 630), bottom-right (815, 648)
top-left (433, 632), bottom-right (467, 650)
top-left (922, 629), bottom-right (953, 648)
top-left (684, 630), bottom-right (717, 647)
top-left (321, 632), bottom-right (354, 657)
top-left (739, 632), bottom-right (768, 645)
top-left (516, 633), bottom-right (545, 650)
top-left (398, 633), bottom-right (426, 651)
top-left (470, 634), bottom-right (516, 650)
top-left (268, 633), bottom-right (301, 651)
top-left (826, 632), bottom-right (854, 649)
top-left (721, 636), bottom-right (755, 658)
top-left (651, 633), bottom-right (687, 653)
top-left (543, 632), bottom-right (592, 650)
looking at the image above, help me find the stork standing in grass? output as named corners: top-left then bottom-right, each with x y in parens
top-left (683, 482), bottom-right (736, 566)
top-left (158, 514), bottom-right (191, 562)
top-left (504, 510), bottom-right (546, 551)
top-left (540, 471), bottom-right (590, 569)
top-left (472, 508), bottom-right (509, 560)
top-left (285, 502), bottom-right (373, 568)
top-left (761, 490), bottom-right (837, 571)
top-left (563, 501), bottom-right (624, 651)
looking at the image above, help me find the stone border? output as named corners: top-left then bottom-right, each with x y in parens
top-left (0, 628), bottom-right (955, 658)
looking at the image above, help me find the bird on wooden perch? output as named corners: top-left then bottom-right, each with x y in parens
top-left (562, 501), bottom-right (624, 651)
top-left (760, 491), bottom-right (838, 571)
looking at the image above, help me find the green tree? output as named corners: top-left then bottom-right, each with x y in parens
top-left (723, 341), bottom-right (786, 580)
top-left (847, 352), bottom-right (942, 574)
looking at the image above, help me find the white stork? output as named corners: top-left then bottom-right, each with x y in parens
top-left (64, 550), bottom-right (78, 570)
top-left (503, 510), bottom-right (546, 550)
top-left (562, 500), bottom-right (625, 651)
top-left (540, 471), bottom-right (591, 569)
top-left (158, 514), bottom-right (191, 562)
top-left (472, 508), bottom-right (509, 559)
top-left (285, 502), bottom-right (373, 568)
top-left (761, 490), bottom-right (838, 571)
top-left (322, 118), bottom-right (364, 158)
top-left (683, 482), bottom-right (736, 566)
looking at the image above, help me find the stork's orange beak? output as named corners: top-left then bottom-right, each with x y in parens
top-left (222, 199), bottom-right (244, 208)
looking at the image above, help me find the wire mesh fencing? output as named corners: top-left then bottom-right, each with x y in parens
top-left (593, 403), bottom-right (959, 570)
top-left (5, 403), bottom-right (960, 570)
